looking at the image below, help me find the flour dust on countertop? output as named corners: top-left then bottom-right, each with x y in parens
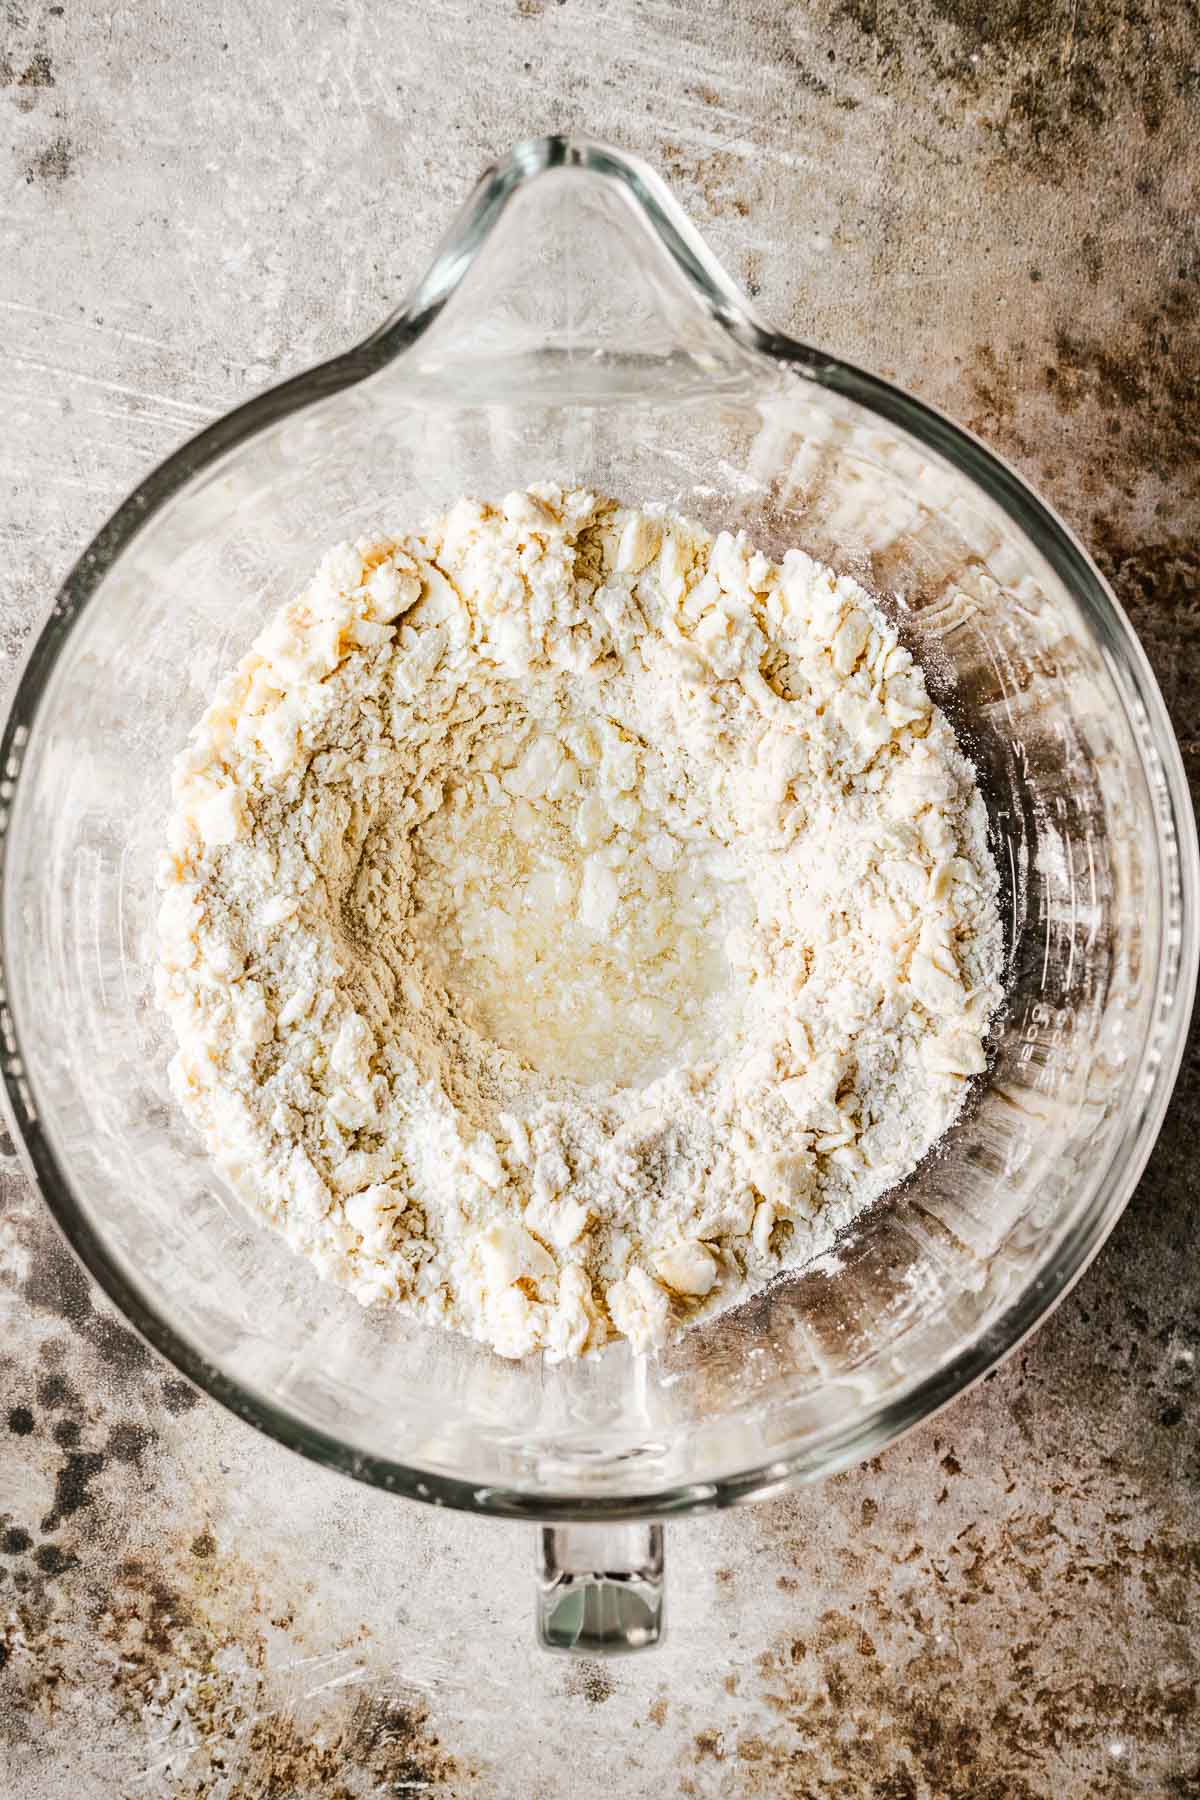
top-left (155, 485), bottom-right (1003, 1359)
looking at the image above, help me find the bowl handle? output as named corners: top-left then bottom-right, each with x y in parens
top-left (536, 1522), bottom-right (665, 1653)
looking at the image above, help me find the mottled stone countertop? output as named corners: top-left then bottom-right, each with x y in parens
top-left (1, 1), bottom-right (1197, 1795)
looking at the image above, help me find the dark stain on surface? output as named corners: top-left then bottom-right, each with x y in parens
top-left (827, 0), bottom-right (1186, 162)
top-left (106, 1421), bottom-right (153, 1469)
top-left (694, 1727), bottom-right (726, 1761)
top-left (715, 1601), bottom-right (1199, 1796)
top-left (0, 46), bottom-right (52, 96)
top-left (85, 1313), bottom-right (153, 1381)
top-left (1094, 527), bottom-right (1200, 621)
top-left (995, 56), bottom-right (1112, 168)
top-left (6, 1405), bottom-right (33, 1436)
top-left (0, 1374), bottom-right (479, 1793)
top-left (23, 133), bottom-right (74, 186)
top-left (21, 1241), bottom-right (153, 1385)
top-left (1087, 521), bottom-right (1200, 776)
top-left (959, 259), bottom-right (1200, 526)
top-left (109, 1558), bottom-right (193, 1658)
top-left (924, 0), bottom-right (1047, 48)
top-left (16, 47), bottom-right (51, 83)
top-left (161, 1377), bottom-right (200, 1415)
top-left (37, 1372), bottom-right (79, 1410)
top-left (564, 1658), bottom-right (615, 1704)
top-left (32, 1543), bottom-right (75, 1577)
top-left (832, 0), bottom-right (1049, 72)
top-left (211, 1693), bottom-right (469, 1798)
top-left (1079, 232), bottom-right (1104, 286)
top-left (22, 1239), bottom-right (92, 1325)
top-left (40, 1449), bottom-right (105, 1535)
top-left (769, 28), bottom-right (860, 109)
top-left (354, 1695), bottom-right (467, 1792)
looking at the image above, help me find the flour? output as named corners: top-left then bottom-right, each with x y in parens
top-left (156, 485), bottom-right (1003, 1359)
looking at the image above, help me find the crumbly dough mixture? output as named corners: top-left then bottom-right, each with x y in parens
top-left (156, 486), bottom-right (1002, 1359)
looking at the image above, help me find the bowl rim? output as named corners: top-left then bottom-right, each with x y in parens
top-left (2, 134), bottom-right (1197, 1521)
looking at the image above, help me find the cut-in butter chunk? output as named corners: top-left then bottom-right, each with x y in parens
top-left (653, 1239), bottom-right (719, 1298)
top-left (476, 1219), bottom-right (557, 1292)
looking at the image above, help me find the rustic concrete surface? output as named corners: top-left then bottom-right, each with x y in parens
top-left (2, 1), bottom-right (1198, 1795)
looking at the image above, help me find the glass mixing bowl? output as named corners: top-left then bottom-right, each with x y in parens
top-left (2, 138), bottom-right (1195, 1654)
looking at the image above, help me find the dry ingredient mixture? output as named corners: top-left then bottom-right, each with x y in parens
top-left (156, 486), bottom-right (1003, 1359)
